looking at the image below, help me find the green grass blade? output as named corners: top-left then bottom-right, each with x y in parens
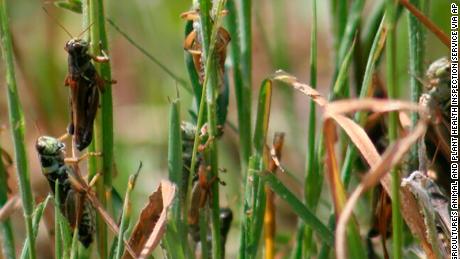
top-left (385, 0), bottom-right (403, 258)
top-left (332, 40), bottom-right (356, 98)
top-left (168, 99), bottom-right (185, 222)
top-left (407, 0), bottom-right (425, 171)
top-left (54, 180), bottom-right (62, 259)
top-left (239, 79), bottom-right (272, 258)
top-left (333, 0), bottom-right (364, 81)
top-left (0, 148), bottom-right (15, 259)
top-left (340, 17), bottom-right (386, 186)
top-left (227, 0), bottom-right (252, 174)
top-left (20, 196), bottom-right (52, 259)
top-left (302, 0), bottom-right (318, 257)
top-left (114, 166), bottom-right (140, 259)
top-left (262, 173), bottom-right (333, 245)
top-left (88, 0), bottom-right (116, 256)
top-left (0, 2), bottom-right (36, 258)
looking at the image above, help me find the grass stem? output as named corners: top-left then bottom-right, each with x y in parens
top-left (0, 1), bottom-right (36, 258)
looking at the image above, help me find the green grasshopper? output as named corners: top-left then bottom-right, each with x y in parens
top-left (35, 136), bottom-right (95, 247)
top-left (36, 136), bottom-right (138, 256)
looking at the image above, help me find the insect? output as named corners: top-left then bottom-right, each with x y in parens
top-left (181, 9), bottom-right (231, 86)
top-left (181, 9), bottom-right (231, 133)
top-left (419, 57), bottom-right (451, 191)
top-left (43, 8), bottom-right (114, 151)
top-left (36, 136), bottom-right (138, 256)
top-left (402, 171), bottom-right (451, 258)
top-left (35, 136), bottom-right (95, 247)
top-left (64, 37), bottom-right (113, 151)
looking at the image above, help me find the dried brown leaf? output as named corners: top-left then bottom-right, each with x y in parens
top-left (123, 180), bottom-right (176, 259)
top-left (336, 121), bottom-right (428, 259)
top-left (272, 71), bottom-right (328, 107)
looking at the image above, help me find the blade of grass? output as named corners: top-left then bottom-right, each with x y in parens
top-left (301, 0), bottom-right (318, 257)
top-left (400, 0), bottom-right (449, 47)
top-left (240, 79), bottom-right (272, 258)
top-left (0, 1), bottom-right (36, 258)
top-left (166, 99), bottom-right (191, 258)
top-left (87, 0), bottom-right (116, 256)
top-left (385, 0), bottom-right (403, 258)
top-left (237, 0), bottom-right (252, 165)
top-left (0, 147), bottom-right (15, 259)
top-left (261, 173), bottom-right (333, 245)
top-left (407, 0), bottom-right (425, 171)
top-left (226, 0), bottom-right (252, 174)
top-left (168, 99), bottom-right (184, 222)
top-left (55, 180), bottom-right (63, 259)
top-left (340, 17), bottom-right (387, 187)
top-left (20, 196), bottom-right (52, 259)
top-left (114, 165), bottom-right (140, 259)
top-left (199, 0), bottom-right (225, 257)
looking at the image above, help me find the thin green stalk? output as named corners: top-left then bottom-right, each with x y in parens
top-left (0, 1), bottom-right (35, 258)
top-left (385, 0), bottom-right (402, 258)
top-left (302, 0), bottom-right (318, 257)
top-left (0, 147), bottom-right (15, 259)
top-left (407, 0), bottom-right (425, 171)
top-left (341, 18), bottom-right (387, 186)
top-left (334, 0), bottom-right (364, 79)
top-left (114, 167), bottom-right (140, 259)
top-left (20, 196), bottom-right (52, 259)
top-left (262, 173), bottom-right (334, 245)
top-left (226, 0), bottom-right (252, 175)
top-left (185, 1), bottom-right (228, 258)
top-left (239, 79), bottom-right (272, 258)
top-left (166, 99), bottom-right (191, 258)
top-left (55, 181), bottom-right (62, 259)
top-left (238, 0), bottom-right (253, 176)
top-left (198, 0), bottom-right (223, 257)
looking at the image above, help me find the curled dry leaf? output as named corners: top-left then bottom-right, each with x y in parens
top-left (274, 71), bottom-right (435, 258)
top-left (272, 71), bottom-right (327, 107)
top-left (335, 121), bottom-right (428, 259)
top-left (123, 180), bottom-right (176, 259)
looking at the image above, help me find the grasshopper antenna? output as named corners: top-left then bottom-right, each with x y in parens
top-left (42, 7), bottom-right (73, 39)
top-left (76, 22), bottom-right (95, 39)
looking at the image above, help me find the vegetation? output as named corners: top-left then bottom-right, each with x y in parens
top-left (0, 0), bottom-right (452, 258)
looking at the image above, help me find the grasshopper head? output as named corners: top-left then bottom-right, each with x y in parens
top-left (36, 136), bottom-right (65, 156)
top-left (64, 38), bottom-right (89, 56)
top-left (426, 57), bottom-right (450, 89)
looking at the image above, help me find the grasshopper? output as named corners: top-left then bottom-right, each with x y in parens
top-left (64, 37), bottom-right (113, 151)
top-left (36, 136), bottom-right (95, 247)
top-left (36, 136), bottom-right (137, 257)
top-left (181, 8), bottom-right (230, 86)
top-left (419, 57), bottom-right (451, 190)
top-left (43, 8), bottom-right (114, 151)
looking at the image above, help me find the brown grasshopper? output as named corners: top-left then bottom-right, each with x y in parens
top-left (181, 9), bottom-right (231, 85)
top-left (43, 8), bottom-right (114, 151)
top-left (64, 37), bottom-right (113, 151)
